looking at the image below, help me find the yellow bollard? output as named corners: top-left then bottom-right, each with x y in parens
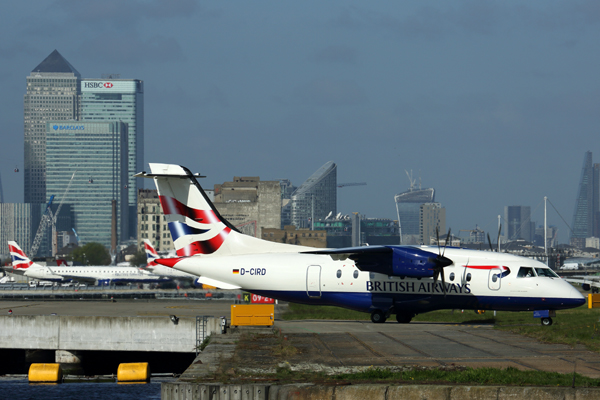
top-left (588, 293), bottom-right (600, 308)
top-left (29, 363), bottom-right (63, 383)
top-left (117, 362), bottom-right (150, 383)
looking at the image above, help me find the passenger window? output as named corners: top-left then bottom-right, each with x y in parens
top-left (492, 274), bottom-right (498, 282)
top-left (466, 273), bottom-right (471, 282)
top-left (353, 270), bottom-right (359, 279)
top-left (336, 270), bottom-right (342, 278)
top-left (517, 267), bottom-right (535, 278)
top-left (449, 272), bottom-right (455, 281)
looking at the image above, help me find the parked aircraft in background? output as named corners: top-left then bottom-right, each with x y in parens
top-left (565, 275), bottom-right (600, 293)
top-left (6, 241), bottom-right (170, 286)
top-left (136, 163), bottom-right (585, 326)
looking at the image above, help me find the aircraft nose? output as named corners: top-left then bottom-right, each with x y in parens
top-left (570, 285), bottom-right (586, 306)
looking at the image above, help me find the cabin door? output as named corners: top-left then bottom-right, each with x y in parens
top-left (488, 268), bottom-right (502, 291)
top-left (306, 265), bottom-right (322, 298)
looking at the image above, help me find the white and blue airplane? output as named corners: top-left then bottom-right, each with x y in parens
top-left (6, 241), bottom-right (170, 286)
top-left (136, 163), bottom-right (586, 326)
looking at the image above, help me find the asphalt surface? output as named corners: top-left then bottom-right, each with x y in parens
top-left (274, 320), bottom-right (600, 378)
top-left (3, 299), bottom-right (600, 378)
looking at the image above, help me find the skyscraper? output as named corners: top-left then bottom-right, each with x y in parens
top-left (571, 151), bottom-right (600, 247)
top-left (504, 206), bottom-right (533, 242)
top-left (420, 202), bottom-right (445, 245)
top-left (291, 162), bottom-right (337, 229)
top-left (23, 51), bottom-right (143, 253)
top-left (80, 78), bottom-right (144, 238)
top-left (395, 185), bottom-right (435, 245)
top-left (45, 121), bottom-right (129, 248)
top-left (24, 50), bottom-right (80, 204)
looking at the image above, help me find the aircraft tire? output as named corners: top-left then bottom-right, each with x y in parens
top-left (395, 314), bottom-right (413, 324)
top-left (541, 317), bottom-right (553, 326)
top-left (370, 310), bottom-right (386, 324)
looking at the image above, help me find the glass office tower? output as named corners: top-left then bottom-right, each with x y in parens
top-left (291, 161), bottom-right (337, 229)
top-left (24, 50), bottom-right (80, 204)
top-left (80, 79), bottom-right (144, 239)
top-left (395, 187), bottom-right (435, 245)
top-left (45, 122), bottom-right (129, 248)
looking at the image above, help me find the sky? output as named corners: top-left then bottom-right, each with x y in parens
top-left (1, 1), bottom-right (599, 244)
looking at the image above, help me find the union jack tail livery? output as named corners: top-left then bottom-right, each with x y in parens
top-left (136, 164), bottom-right (306, 257)
top-left (8, 241), bottom-right (34, 269)
top-left (143, 239), bottom-right (159, 267)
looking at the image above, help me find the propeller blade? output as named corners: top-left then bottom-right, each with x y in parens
top-left (497, 224), bottom-right (502, 252)
top-left (441, 265), bottom-right (447, 297)
top-left (442, 228), bottom-right (451, 257)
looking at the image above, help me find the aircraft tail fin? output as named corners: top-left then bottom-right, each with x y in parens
top-left (8, 241), bottom-right (34, 269)
top-left (139, 163), bottom-right (308, 256)
top-left (143, 239), bottom-right (159, 268)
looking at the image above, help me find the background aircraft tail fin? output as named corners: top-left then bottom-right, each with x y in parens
top-left (8, 241), bottom-right (34, 269)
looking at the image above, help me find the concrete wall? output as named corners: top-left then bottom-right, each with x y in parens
top-left (162, 382), bottom-right (600, 400)
top-left (0, 315), bottom-right (221, 353)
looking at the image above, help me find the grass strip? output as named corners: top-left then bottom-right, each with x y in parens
top-left (329, 366), bottom-right (600, 387)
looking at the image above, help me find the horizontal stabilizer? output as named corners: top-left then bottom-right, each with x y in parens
top-left (195, 276), bottom-right (241, 290)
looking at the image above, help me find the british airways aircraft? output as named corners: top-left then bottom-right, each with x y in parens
top-left (6, 241), bottom-right (170, 286)
top-left (136, 163), bottom-right (585, 326)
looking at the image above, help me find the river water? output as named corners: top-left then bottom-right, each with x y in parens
top-left (0, 377), bottom-right (164, 399)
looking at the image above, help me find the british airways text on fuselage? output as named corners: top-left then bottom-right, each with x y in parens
top-left (367, 280), bottom-right (471, 294)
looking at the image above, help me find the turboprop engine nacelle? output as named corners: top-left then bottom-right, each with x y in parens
top-left (352, 246), bottom-right (448, 278)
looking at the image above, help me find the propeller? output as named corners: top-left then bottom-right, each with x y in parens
top-left (487, 224), bottom-right (502, 252)
top-left (433, 227), bottom-right (453, 296)
top-left (497, 224), bottom-right (502, 252)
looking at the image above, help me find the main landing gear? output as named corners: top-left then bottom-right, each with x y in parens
top-left (541, 317), bottom-right (553, 326)
top-left (396, 313), bottom-right (413, 324)
top-left (370, 309), bottom-right (414, 324)
top-left (370, 310), bottom-right (386, 323)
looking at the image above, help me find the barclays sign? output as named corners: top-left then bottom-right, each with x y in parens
top-left (53, 125), bottom-right (85, 131)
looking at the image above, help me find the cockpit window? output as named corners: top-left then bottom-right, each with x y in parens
top-left (535, 268), bottom-right (559, 278)
top-left (517, 267), bottom-right (536, 278)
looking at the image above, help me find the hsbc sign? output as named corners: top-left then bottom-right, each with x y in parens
top-left (83, 81), bottom-right (114, 89)
top-left (82, 80), bottom-right (137, 92)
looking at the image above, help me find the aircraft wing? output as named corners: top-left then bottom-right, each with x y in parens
top-left (2, 266), bottom-right (24, 276)
top-left (59, 275), bottom-right (97, 284)
top-left (302, 245), bottom-right (450, 278)
top-left (568, 275), bottom-right (600, 281)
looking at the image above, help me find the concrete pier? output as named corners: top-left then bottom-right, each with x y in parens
top-left (0, 315), bottom-right (222, 353)
top-left (161, 383), bottom-right (600, 400)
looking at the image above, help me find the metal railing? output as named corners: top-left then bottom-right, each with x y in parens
top-left (196, 316), bottom-right (211, 355)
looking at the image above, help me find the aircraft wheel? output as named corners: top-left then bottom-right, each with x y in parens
top-left (371, 310), bottom-right (386, 324)
top-left (396, 314), bottom-right (413, 324)
top-left (541, 317), bottom-right (553, 326)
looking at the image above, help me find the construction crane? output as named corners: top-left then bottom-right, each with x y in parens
top-left (30, 173), bottom-right (76, 258)
top-left (337, 182), bottom-right (367, 188)
top-left (30, 196), bottom-right (55, 258)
